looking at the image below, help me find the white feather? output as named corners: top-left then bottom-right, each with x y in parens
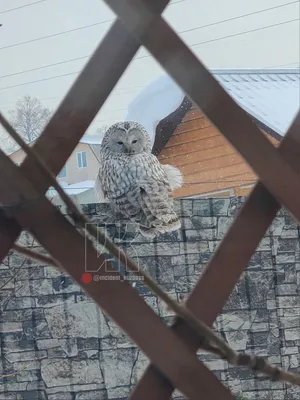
top-left (162, 164), bottom-right (183, 190)
top-left (94, 177), bottom-right (109, 203)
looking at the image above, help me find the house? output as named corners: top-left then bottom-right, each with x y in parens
top-left (126, 69), bottom-right (300, 198)
top-left (9, 133), bottom-right (102, 203)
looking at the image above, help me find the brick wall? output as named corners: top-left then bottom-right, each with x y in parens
top-left (0, 198), bottom-right (299, 399)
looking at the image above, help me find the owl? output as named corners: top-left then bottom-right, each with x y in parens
top-left (94, 121), bottom-right (183, 238)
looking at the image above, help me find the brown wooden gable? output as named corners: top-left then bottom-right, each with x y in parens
top-left (158, 104), bottom-right (280, 198)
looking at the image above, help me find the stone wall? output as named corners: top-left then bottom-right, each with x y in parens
top-left (0, 197), bottom-right (300, 399)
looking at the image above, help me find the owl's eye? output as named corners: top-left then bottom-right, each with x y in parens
top-left (132, 139), bottom-right (137, 144)
top-left (117, 141), bottom-right (123, 145)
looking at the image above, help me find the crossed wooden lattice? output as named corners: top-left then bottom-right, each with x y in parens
top-left (0, 0), bottom-right (299, 398)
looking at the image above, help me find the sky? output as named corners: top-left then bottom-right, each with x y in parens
top-left (0, 0), bottom-right (299, 147)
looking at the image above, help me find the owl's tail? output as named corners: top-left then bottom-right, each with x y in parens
top-left (161, 164), bottom-right (183, 190)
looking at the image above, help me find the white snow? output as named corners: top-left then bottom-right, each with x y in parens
top-left (214, 71), bottom-right (300, 137)
top-left (125, 74), bottom-right (185, 146)
top-left (80, 134), bottom-right (102, 145)
top-left (47, 180), bottom-right (95, 198)
top-left (125, 70), bottom-right (300, 140)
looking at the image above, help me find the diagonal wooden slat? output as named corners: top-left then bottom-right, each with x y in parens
top-left (0, 0), bottom-right (171, 265)
top-left (187, 118), bottom-right (300, 323)
top-left (131, 112), bottom-right (300, 399)
top-left (0, 213), bottom-right (20, 258)
top-left (105, 0), bottom-right (300, 228)
top-left (0, 148), bottom-right (235, 400)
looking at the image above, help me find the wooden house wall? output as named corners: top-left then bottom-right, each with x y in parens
top-left (158, 105), bottom-right (280, 198)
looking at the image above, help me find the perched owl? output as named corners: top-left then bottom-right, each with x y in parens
top-left (94, 121), bottom-right (183, 238)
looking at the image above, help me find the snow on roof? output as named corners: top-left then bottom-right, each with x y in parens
top-left (47, 180), bottom-right (95, 198)
top-left (125, 74), bottom-right (185, 145)
top-left (126, 69), bottom-right (300, 138)
top-left (79, 134), bottom-right (103, 145)
top-left (212, 69), bottom-right (300, 136)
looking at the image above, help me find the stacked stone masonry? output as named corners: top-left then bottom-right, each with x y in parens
top-left (0, 198), bottom-right (300, 399)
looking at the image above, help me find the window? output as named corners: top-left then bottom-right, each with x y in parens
top-left (77, 151), bottom-right (87, 168)
top-left (58, 165), bottom-right (67, 178)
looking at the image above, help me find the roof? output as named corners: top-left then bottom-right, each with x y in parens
top-left (47, 180), bottom-right (95, 198)
top-left (126, 69), bottom-right (300, 142)
top-left (89, 143), bottom-right (101, 162)
top-left (79, 134), bottom-right (102, 145)
top-left (125, 74), bottom-right (185, 145)
top-left (212, 69), bottom-right (300, 137)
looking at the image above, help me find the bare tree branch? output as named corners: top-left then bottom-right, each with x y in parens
top-left (8, 96), bottom-right (52, 144)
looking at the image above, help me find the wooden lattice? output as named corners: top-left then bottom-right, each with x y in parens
top-left (0, 0), bottom-right (300, 398)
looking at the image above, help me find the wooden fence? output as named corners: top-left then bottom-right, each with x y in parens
top-left (0, 0), bottom-right (299, 398)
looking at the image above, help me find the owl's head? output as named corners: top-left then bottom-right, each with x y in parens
top-left (100, 121), bottom-right (152, 155)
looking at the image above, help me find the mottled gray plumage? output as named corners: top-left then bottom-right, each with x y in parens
top-left (94, 121), bottom-right (183, 238)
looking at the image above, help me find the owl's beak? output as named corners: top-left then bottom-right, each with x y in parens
top-left (124, 144), bottom-right (133, 154)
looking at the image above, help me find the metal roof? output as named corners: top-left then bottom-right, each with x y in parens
top-left (127, 69), bottom-right (299, 138)
top-left (211, 69), bottom-right (300, 136)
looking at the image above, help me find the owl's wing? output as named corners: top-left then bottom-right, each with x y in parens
top-left (137, 179), bottom-right (181, 235)
top-left (94, 175), bottom-right (110, 203)
top-left (161, 164), bottom-right (183, 190)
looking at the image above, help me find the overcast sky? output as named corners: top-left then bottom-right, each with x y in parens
top-left (0, 0), bottom-right (299, 142)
